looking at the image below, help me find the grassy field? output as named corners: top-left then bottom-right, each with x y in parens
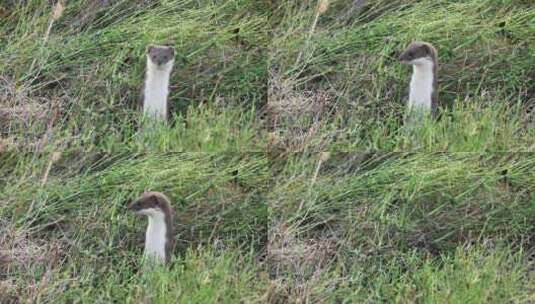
top-left (0, 1), bottom-right (270, 302)
top-left (269, 0), bottom-right (535, 151)
top-left (0, 0), bottom-right (267, 152)
top-left (0, 152), bottom-right (268, 303)
top-left (269, 152), bottom-right (535, 302)
top-left (1, 0), bottom-right (535, 303)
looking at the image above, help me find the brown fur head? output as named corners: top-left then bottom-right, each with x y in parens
top-left (129, 191), bottom-right (173, 215)
top-left (129, 191), bottom-right (175, 263)
top-left (146, 44), bottom-right (175, 66)
top-left (399, 41), bottom-right (438, 65)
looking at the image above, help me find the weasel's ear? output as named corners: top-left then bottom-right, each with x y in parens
top-left (422, 43), bottom-right (436, 56)
top-left (168, 46), bottom-right (175, 57)
top-left (150, 193), bottom-right (163, 206)
top-left (146, 44), bottom-right (155, 54)
top-left (421, 43), bottom-right (430, 53)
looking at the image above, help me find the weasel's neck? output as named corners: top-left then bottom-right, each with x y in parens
top-left (409, 60), bottom-right (435, 111)
top-left (144, 211), bottom-right (168, 263)
top-left (143, 61), bottom-right (171, 120)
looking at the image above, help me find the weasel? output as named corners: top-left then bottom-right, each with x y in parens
top-left (129, 191), bottom-right (175, 264)
top-left (399, 41), bottom-right (438, 114)
top-left (142, 45), bottom-right (175, 120)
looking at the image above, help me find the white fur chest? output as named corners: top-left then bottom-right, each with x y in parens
top-left (408, 59), bottom-right (434, 111)
top-left (143, 59), bottom-right (173, 120)
top-left (143, 210), bottom-right (167, 262)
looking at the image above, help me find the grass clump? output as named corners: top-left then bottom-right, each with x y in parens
top-left (268, 152), bottom-right (535, 303)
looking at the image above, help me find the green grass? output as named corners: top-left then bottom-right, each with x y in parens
top-left (2, 247), bottom-right (267, 303)
top-left (0, 152), bottom-right (268, 303)
top-left (268, 152), bottom-right (535, 303)
top-left (269, 0), bottom-right (535, 151)
top-left (0, 0), bottom-right (267, 152)
top-left (3, 152), bottom-right (533, 303)
top-left (2, 0), bottom-right (535, 303)
top-left (0, 1), bottom-right (271, 301)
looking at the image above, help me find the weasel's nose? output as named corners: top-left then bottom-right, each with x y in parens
top-left (128, 201), bottom-right (141, 211)
top-left (399, 54), bottom-right (410, 64)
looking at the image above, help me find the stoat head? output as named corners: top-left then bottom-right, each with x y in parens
top-left (399, 41), bottom-right (437, 66)
top-left (146, 45), bottom-right (175, 71)
top-left (129, 191), bottom-right (173, 219)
